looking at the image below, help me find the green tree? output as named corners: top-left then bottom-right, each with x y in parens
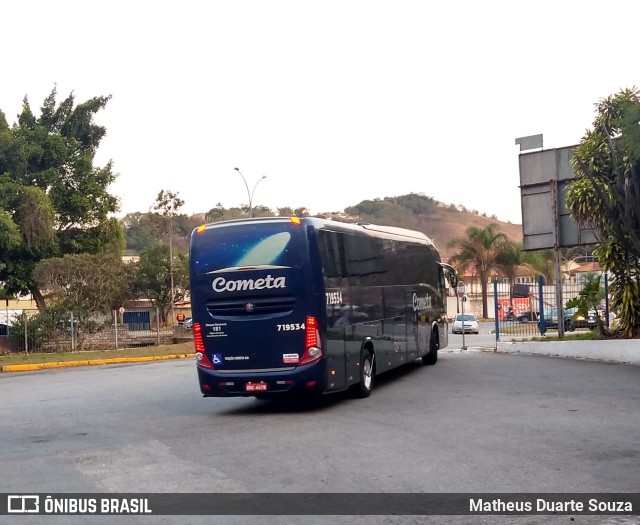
top-left (494, 242), bottom-right (554, 292)
top-left (204, 204), bottom-right (268, 222)
top-left (449, 223), bottom-right (510, 318)
top-left (276, 206), bottom-right (310, 217)
top-left (346, 198), bottom-right (414, 226)
top-left (174, 213), bottom-right (205, 243)
top-left (249, 205), bottom-right (275, 217)
top-left (0, 209), bottom-right (22, 261)
top-left (120, 211), bottom-right (200, 254)
top-left (151, 190), bottom-right (184, 321)
top-left (566, 273), bottom-right (607, 335)
top-left (33, 253), bottom-right (134, 350)
top-left (0, 87), bottom-right (122, 307)
top-left (494, 241), bottom-right (526, 290)
top-left (205, 203), bottom-right (227, 223)
top-left (120, 212), bottom-right (158, 253)
top-left (522, 249), bottom-right (555, 285)
top-left (566, 88), bottom-right (640, 337)
top-left (34, 253), bottom-right (134, 313)
top-left (394, 193), bottom-right (436, 215)
top-left (276, 206), bottom-right (295, 217)
top-left (132, 244), bottom-right (189, 324)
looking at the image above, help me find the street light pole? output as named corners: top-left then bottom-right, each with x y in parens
top-left (234, 168), bottom-right (267, 218)
top-left (169, 219), bottom-right (175, 327)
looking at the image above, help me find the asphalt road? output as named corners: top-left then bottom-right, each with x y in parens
top-left (1, 351), bottom-right (639, 525)
top-left (448, 321), bottom-right (498, 348)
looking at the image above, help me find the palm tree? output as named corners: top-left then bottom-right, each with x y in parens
top-left (522, 249), bottom-right (555, 285)
top-left (449, 223), bottom-right (511, 318)
top-left (494, 241), bottom-right (521, 291)
top-left (495, 241), bottom-right (547, 290)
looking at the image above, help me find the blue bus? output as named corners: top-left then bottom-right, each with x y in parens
top-left (189, 216), bottom-right (457, 399)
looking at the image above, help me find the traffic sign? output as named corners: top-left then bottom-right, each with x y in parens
top-left (456, 281), bottom-right (466, 299)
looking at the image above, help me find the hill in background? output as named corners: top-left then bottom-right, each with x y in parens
top-left (415, 205), bottom-right (521, 258)
top-left (122, 193), bottom-right (523, 257)
top-left (320, 194), bottom-right (522, 258)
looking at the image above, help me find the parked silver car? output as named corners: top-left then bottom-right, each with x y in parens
top-left (452, 314), bottom-right (479, 334)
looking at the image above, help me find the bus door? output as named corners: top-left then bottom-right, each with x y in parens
top-left (412, 285), bottom-right (439, 358)
top-left (324, 296), bottom-right (348, 391)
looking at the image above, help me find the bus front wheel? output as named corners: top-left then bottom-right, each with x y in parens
top-left (355, 350), bottom-right (374, 398)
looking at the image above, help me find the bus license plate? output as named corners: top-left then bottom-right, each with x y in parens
top-left (245, 382), bottom-right (268, 392)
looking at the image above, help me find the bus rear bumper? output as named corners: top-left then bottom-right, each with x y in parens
top-left (197, 363), bottom-right (325, 397)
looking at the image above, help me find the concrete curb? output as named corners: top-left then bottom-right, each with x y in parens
top-left (495, 339), bottom-right (640, 365)
top-left (3, 340), bottom-right (639, 372)
top-left (0, 354), bottom-right (192, 373)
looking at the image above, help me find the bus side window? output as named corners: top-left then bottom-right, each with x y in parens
top-left (318, 230), bottom-right (346, 287)
top-left (343, 233), bottom-right (386, 286)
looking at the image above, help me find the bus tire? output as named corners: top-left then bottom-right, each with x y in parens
top-left (422, 329), bottom-right (438, 365)
top-left (355, 349), bottom-right (374, 398)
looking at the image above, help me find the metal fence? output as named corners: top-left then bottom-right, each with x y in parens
top-left (0, 307), bottom-right (193, 354)
top-left (493, 274), bottom-right (611, 339)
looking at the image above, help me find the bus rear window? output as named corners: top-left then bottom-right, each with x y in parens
top-left (190, 222), bottom-right (306, 275)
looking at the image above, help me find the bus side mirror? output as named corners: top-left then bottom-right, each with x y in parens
top-left (438, 262), bottom-right (458, 288)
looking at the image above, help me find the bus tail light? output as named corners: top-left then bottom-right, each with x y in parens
top-left (193, 322), bottom-right (215, 369)
top-left (299, 316), bottom-right (322, 366)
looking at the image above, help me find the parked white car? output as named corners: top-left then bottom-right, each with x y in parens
top-left (452, 313), bottom-right (479, 334)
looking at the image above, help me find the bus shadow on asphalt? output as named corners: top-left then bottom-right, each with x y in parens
top-left (217, 360), bottom-right (429, 415)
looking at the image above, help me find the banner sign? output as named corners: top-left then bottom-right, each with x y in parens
top-left (2, 493), bottom-right (638, 516)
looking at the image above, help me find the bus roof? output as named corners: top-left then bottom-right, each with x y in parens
top-left (194, 216), bottom-right (436, 247)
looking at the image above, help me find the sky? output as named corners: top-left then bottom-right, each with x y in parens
top-left (2, 0), bottom-right (639, 225)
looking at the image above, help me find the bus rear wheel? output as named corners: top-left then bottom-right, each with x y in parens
top-left (422, 329), bottom-right (438, 365)
top-left (354, 350), bottom-right (374, 398)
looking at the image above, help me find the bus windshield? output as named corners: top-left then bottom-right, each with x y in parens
top-left (190, 222), bottom-right (306, 276)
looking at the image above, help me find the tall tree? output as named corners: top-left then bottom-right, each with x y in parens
top-left (132, 244), bottom-right (189, 323)
top-left (449, 223), bottom-right (510, 318)
top-left (566, 88), bottom-right (640, 337)
top-left (0, 87), bottom-right (122, 307)
top-left (151, 190), bottom-right (184, 321)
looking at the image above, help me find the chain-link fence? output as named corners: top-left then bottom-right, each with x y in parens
top-left (0, 307), bottom-right (193, 354)
top-left (493, 274), bottom-right (612, 339)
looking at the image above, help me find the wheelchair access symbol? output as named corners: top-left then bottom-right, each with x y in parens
top-left (212, 354), bottom-right (223, 365)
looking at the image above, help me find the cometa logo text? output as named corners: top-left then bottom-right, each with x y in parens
top-left (212, 275), bottom-right (286, 292)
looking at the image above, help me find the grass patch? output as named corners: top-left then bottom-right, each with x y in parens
top-left (523, 330), bottom-right (599, 342)
top-left (0, 342), bottom-right (194, 366)
top-left (500, 329), bottom-right (599, 343)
